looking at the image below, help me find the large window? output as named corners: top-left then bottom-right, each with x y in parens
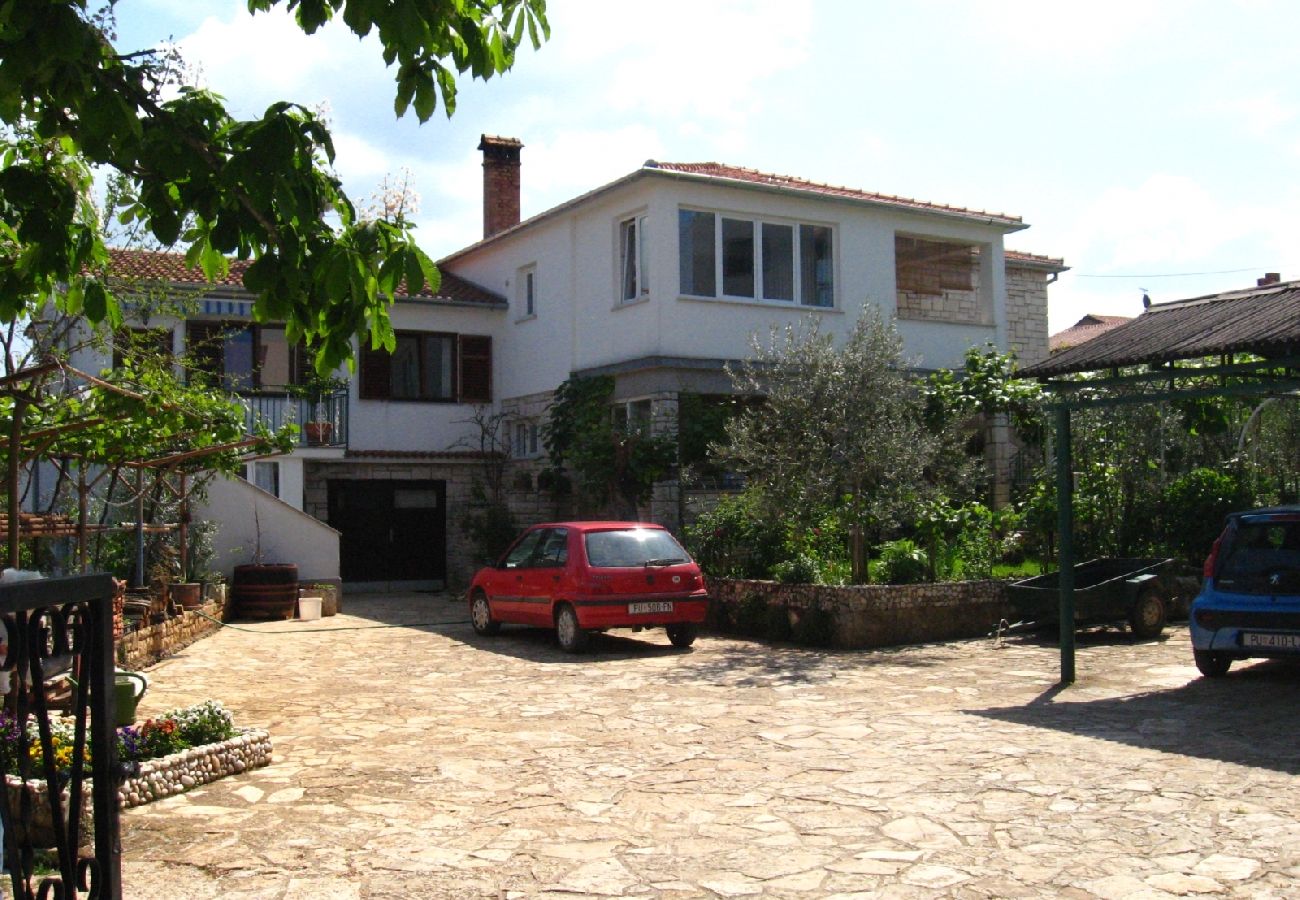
top-left (619, 215), bottom-right (648, 302)
top-left (359, 332), bottom-right (492, 403)
top-left (186, 322), bottom-right (308, 392)
top-left (679, 209), bottom-right (833, 307)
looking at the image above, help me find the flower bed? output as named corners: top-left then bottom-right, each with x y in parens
top-left (1, 701), bottom-right (273, 818)
top-left (118, 727), bottom-right (272, 808)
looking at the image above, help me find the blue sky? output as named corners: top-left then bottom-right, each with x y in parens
top-left (118, 0), bottom-right (1300, 332)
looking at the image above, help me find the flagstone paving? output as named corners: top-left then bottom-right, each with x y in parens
top-left (120, 593), bottom-right (1300, 898)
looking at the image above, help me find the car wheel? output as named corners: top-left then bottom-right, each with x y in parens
top-left (469, 590), bottom-right (500, 636)
top-left (1128, 588), bottom-right (1166, 639)
top-left (666, 622), bottom-right (697, 648)
top-left (1194, 649), bottom-right (1232, 678)
top-left (555, 604), bottom-right (589, 653)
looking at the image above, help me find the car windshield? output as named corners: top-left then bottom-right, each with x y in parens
top-left (1217, 518), bottom-right (1300, 593)
top-left (584, 529), bottom-right (690, 568)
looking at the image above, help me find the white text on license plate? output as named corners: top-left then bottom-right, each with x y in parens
top-left (629, 601), bottom-right (673, 615)
top-left (1243, 632), bottom-right (1300, 650)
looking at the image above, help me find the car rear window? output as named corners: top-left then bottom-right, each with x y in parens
top-left (584, 529), bottom-right (690, 568)
top-left (1218, 519), bottom-right (1300, 593)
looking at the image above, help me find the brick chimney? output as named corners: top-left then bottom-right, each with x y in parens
top-left (479, 135), bottom-right (523, 239)
top-left (1257, 272), bottom-right (1281, 286)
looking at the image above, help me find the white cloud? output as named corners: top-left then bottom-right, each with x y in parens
top-left (963, 0), bottom-right (1175, 61)
top-left (177, 6), bottom-right (378, 116)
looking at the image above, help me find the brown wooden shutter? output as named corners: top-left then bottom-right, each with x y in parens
top-left (359, 343), bottom-right (391, 400)
top-left (458, 335), bottom-right (492, 403)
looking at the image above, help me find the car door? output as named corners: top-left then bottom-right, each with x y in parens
top-left (517, 527), bottom-right (570, 625)
top-left (491, 528), bottom-right (546, 623)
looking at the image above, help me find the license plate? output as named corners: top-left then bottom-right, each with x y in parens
top-left (629, 601), bottom-right (673, 615)
top-left (1242, 632), bottom-right (1300, 650)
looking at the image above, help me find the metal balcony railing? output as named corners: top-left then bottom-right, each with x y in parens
top-left (240, 389), bottom-right (349, 448)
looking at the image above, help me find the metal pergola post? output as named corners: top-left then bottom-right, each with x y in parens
top-left (1054, 405), bottom-right (1076, 684)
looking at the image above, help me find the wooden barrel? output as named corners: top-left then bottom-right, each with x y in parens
top-left (231, 564), bottom-right (298, 620)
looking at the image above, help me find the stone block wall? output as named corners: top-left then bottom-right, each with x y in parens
top-left (1005, 264), bottom-right (1051, 367)
top-left (118, 599), bottom-right (224, 670)
top-left (709, 578), bottom-right (1015, 649)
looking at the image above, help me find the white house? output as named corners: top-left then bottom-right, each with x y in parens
top-left (76, 136), bottom-right (1065, 591)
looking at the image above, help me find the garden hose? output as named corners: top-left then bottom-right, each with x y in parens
top-left (192, 610), bottom-right (471, 633)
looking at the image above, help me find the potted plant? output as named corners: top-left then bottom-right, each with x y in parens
top-left (290, 372), bottom-right (347, 446)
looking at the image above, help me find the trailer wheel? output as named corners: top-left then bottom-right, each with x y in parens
top-left (1128, 587), bottom-right (1167, 639)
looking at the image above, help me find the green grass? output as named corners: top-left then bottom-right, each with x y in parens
top-left (992, 559), bottom-right (1048, 579)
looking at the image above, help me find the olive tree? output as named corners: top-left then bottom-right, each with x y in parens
top-left (721, 310), bottom-right (938, 583)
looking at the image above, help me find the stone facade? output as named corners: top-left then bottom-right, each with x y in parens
top-left (895, 242), bottom-right (990, 325)
top-left (1005, 262), bottom-right (1052, 367)
top-left (709, 577), bottom-right (1015, 649)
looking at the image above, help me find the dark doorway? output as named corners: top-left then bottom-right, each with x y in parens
top-left (327, 480), bottom-right (447, 585)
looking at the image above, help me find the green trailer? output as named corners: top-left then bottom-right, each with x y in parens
top-left (1007, 557), bottom-right (1177, 639)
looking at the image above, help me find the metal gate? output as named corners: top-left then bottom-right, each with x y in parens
top-left (0, 574), bottom-right (122, 899)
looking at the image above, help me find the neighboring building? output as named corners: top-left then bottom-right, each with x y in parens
top-left (72, 136), bottom-right (1066, 590)
top-left (1049, 313), bottom-right (1132, 354)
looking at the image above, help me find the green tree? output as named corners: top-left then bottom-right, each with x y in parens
top-left (0, 0), bottom-right (549, 372)
top-left (720, 311), bottom-right (937, 583)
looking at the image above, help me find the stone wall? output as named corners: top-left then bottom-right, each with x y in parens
top-left (1005, 264), bottom-right (1051, 367)
top-left (119, 728), bottom-right (273, 808)
top-left (709, 578), bottom-right (1015, 649)
top-left (118, 599), bottom-right (225, 671)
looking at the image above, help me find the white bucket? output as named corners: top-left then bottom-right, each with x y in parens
top-left (297, 595), bottom-right (323, 621)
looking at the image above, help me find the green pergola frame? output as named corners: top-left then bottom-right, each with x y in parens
top-left (1037, 354), bottom-right (1300, 684)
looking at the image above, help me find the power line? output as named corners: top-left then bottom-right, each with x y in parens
top-left (1074, 267), bottom-right (1263, 279)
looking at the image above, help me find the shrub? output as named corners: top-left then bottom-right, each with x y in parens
top-left (170, 700), bottom-right (236, 746)
top-left (771, 553), bottom-right (819, 584)
top-left (873, 539), bottom-right (929, 585)
top-left (685, 491), bottom-right (785, 580)
top-left (1161, 467), bottom-right (1256, 564)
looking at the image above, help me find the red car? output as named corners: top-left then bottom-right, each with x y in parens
top-left (467, 521), bottom-right (708, 652)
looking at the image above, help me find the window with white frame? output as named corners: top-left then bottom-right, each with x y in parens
top-left (517, 264), bottom-right (536, 318)
top-left (679, 208), bottom-right (834, 307)
top-left (513, 419), bottom-right (542, 458)
top-left (618, 214), bottom-right (648, 303)
top-left (612, 399), bottom-right (653, 435)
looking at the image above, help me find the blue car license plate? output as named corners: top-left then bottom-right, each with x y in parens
top-left (1242, 632), bottom-right (1300, 650)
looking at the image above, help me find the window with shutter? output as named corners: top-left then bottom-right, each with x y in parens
top-left (459, 335), bottom-right (492, 403)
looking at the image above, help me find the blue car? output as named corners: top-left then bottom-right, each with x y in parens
top-left (1190, 506), bottom-right (1300, 677)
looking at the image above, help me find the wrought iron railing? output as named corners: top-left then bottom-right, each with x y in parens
top-left (0, 573), bottom-right (122, 900)
top-left (240, 389), bottom-right (349, 448)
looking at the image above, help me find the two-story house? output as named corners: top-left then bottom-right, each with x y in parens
top-left (77, 136), bottom-right (1064, 591)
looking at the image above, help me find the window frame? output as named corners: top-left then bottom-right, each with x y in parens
top-left (678, 207), bottom-right (836, 308)
top-left (517, 264), bottom-right (537, 319)
top-left (617, 213), bottom-right (650, 304)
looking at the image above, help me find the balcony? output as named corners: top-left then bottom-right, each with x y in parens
top-left (241, 389), bottom-right (349, 449)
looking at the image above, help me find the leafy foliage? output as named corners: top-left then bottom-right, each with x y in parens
top-left (542, 375), bottom-right (676, 517)
top-left (0, 0), bottom-right (548, 370)
top-left (683, 490), bottom-right (785, 580)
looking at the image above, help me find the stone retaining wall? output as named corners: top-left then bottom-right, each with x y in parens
top-left (709, 578), bottom-right (1015, 649)
top-left (119, 728), bottom-right (273, 809)
top-left (117, 599), bottom-right (225, 670)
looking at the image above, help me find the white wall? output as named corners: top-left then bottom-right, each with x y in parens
top-left (198, 473), bottom-right (339, 583)
top-left (447, 169), bottom-right (1022, 400)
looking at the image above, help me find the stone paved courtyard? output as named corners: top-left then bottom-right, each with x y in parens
top-left (120, 593), bottom-right (1300, 898)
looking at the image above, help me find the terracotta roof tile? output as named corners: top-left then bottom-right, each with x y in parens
top-left (1006, 249), bottom-right (1069, 271)
top-left (647, 161), bottom-right (1024, 227)
top-left (104, 248), bottom-right (504, 306)
top-left (1049, 314), bottom-right (1132, 353)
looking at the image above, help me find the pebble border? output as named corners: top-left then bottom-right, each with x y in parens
top-left (119, 728), bottom-right (273, 809)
